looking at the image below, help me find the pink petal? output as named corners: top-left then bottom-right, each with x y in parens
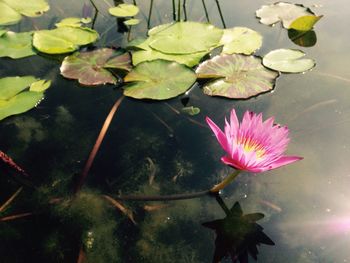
top-left (206, 116), bottom-right (230, 154)
top-left (221, 156), bottom-right (246, 170)
top-left (261, 155), bottom-right (303, 171)
top-left (229, 108), bottom-right (239, 136)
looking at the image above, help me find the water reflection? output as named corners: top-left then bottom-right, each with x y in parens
top-left (203, 196), bottom-right (274, 263)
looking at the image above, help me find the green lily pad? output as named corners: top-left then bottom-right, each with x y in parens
top-left (29, 79), bottom-right (51, 92)
top-left (60, 48), bottom-right (131, 86)
top-left (0, 2), bottom-right (21, 25)
top-left (256, 2), bottom-right (314, 29)
top-left (0, 0), bottom-right (49, 26)
top-left (148, 21), bottom-right (223, 54)
top-left (263, 48), bottom-right (315, 73)
top-left (289, 15), bottom-right (322, 31)
top-left (148, 23), bottom-right (174, 35)
top-left (33, 26), bottom-right (99, 54)
top-left (182, 106), bottom-right (200, 116)
top-left (0, 76), bottom-right (37, 100)
top-left (55, 17), bottom-right (84, 28)
top-left (0, 31), bottom-right (36, 58)
top-left (0, 76), bottom-right (51, 121)
top-left (109, 4), bottom-right (139, 17)
top-left (124, 18), bottom-right (140, 26)
top-left (220, 27), bottom-right (262, 55)
top-left (129, 37), bottom-right (208, 67)
top-left (123, 60), bottom-right (196, 100)
top-left (196, 54), bottom-right (279, 99)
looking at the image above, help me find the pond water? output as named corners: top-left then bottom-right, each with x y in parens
top-left (1, 0), bottom-right (350, 262)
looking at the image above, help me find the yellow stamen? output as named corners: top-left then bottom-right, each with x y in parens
top-left (237, 137), bottom-right (265, 158)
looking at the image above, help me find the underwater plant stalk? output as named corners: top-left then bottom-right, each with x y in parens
top-left (177, 0), bottom-right (181, 21)
top-left (172, 0), bottom-right (176, 20)
top-left (115, 190), bottom-right (212, 201)
top-left (215, 0), bottom-right (226, 28)
top-left (201, 0), bottom-right (210, 22)
top-left (210, 170), bottom-right (240, 193)
top-left (75, 96), bottom-right (124, 193)
top-left (214, 194), bottom-right (230, 215)
top-left (183, 0), bottom-right (187, 21)
top-left (147, 0), bottom-right (154, 28)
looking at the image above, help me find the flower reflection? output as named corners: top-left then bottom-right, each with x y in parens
top-left (203, 200), bottom-right (274, 263)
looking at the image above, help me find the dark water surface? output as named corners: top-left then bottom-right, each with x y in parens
top-left (1, 0), bottom-right (350, 262)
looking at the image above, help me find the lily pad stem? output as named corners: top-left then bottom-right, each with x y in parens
top-left (210, 170), bottom-right (240, 193)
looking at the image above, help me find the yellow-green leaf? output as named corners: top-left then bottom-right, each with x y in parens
top-left (289, 15), bottom-right (323, 31)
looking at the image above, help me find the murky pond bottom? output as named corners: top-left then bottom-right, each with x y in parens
top-left (1, 0), bottom-right (350, 262)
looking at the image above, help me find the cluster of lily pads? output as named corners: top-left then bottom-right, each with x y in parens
top-left (0, 1), bottom-right (322, 120)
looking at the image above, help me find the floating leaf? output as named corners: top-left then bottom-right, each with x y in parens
top-left (0, 31), bottom-right (35, 59)
top-left (2, 0), bottom-right (49, 17)
top-left (148, 21), bottom-right (223, 54)
top-left (288, 29), bottom-right (317, 47)
top-left (55, 17), bottom-right (84, 28)
top-left (196, 54), bottom-right (279, 99)
top-left (108, 4), bottom-right (139, 17)
top-left (263, 48), bottom-right (315, 73)
top-left (33, 26), bottom-right (98, 54)
top-left (0, 2), bottom-right (21, 25)
top-left (29, 79), bottom-right (51, 92)
top-left (289, 15), bottom-right (322, 31)
top-left (256, 2), bottom-right (314, 28)
top-left (0, 76), bottom-right (50, 121)
top-left (124, 60), bottom-right (196, 100)
top-left (182, 106), bottom-right (200, 116)
top-left (148, 23), bottom-right (173, 35)
top-left (124, 18), bottom-right (140, 26)
top-left (132, 49), bottom-right (207, 67)
top-left (60, 48), bottom-right (131, 86)
top-left (0, 0), bottom-right (49, 26)
top-left (129, 37), bottom-right (207, 67)
top-left (220, 27), bottom-right (262, 55)
top-left (0, 76), bottom-right (37, 100)
top-left (81, 17), bottom-right (92, 24)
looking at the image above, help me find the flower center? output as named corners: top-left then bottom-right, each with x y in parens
top-left (237, 137), bottom-right (266, 158)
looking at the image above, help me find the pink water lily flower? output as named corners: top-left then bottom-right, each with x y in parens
top-left (206, 109), bottom-right (302, 173)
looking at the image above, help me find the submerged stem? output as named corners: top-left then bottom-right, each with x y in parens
top-left (210, 170), bottom-right (240, 193)
top-left (75, 96), bottom-right (124, 193)
top-left (115, 190), bottom-right (212, 201)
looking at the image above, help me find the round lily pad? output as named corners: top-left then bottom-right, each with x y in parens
top-left (33, 26), bottom-right (99, 54)
top-left (149, 21), bottom-right (223, 54)
top-left (0, 31), bottom-right (36, 59)
top-left (60, 48), bottom-right (131, 86)
top-left (0, 2), bottom-right (21, 25)
top-left (124, 18), bottom-right (140, 26)
top-left (0, 76), bottom-right (51, 121)
top-left (109, 4), bottom-right (139, 17)
top-left (196, 54), bottom-right (279, 99)
top-left (123, 60), bottom-right (196, 100)
top-left (220, 27), bottom-right (262, 55)
top-left (256, 2), bottom-right (314, 29)
top-left (0, 0), bottom-right (49, 26)
top-left (263, 48), bottom-right (315, 73)
top-left (132, 48), bottom-right (207, 67)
